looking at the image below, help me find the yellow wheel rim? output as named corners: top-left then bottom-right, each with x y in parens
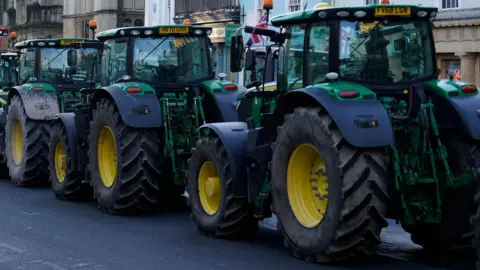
top-left (287, 143), bottom-right (329, 228)
top-left (54, 142), bottom-right (66, 182)
top-left (97, 126), bottom-right (117, 188)
top-left (12, 118), bottom-right (23, 165)
top-left (198, 161), bottom-right (221, 215)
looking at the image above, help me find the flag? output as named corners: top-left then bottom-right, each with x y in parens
top-left (246, 14), bottom-right (269, 46)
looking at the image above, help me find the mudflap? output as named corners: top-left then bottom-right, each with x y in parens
top-left (199, 122), bottom-right (248, 198)
top-left (92, 87), bottom-right (162, 128)
top-left (244, 126), bottom-right (273, 209)
top-left (54, 113), bottom-right (79, 172)
top-left (280, 89), bottom-right (394, 148)
top-left (14, 87), bottom-right (60, 120)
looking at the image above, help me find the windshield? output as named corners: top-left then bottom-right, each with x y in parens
top-left (338, 20), bottom-right (434, 84)
top-left (133, 36), bottom-right (210, 84)
top-left (39, 47), bottom-right (100, 85)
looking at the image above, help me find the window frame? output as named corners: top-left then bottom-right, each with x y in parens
top-left (287, 0), bottom-right (302, 13)
top-left (439, 0), bottom-right (459, 10)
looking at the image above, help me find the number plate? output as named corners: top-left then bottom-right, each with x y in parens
top-left (60, 40), bottom-right (84, 45)
top-left (158, 26), bottom-right (189, 34)
top-left (374, 7), bottom-right (411, 16)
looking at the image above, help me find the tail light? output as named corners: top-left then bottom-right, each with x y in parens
top-left (126, 87), bottom-right (142, 94)
top-left (461, 85), bottom-right (477, 94)
top-left (31, 87), bottom-right (44, 92)
top-left (338, 90), bottom-right (360, 99)
top-left (223, 84), bottom-right (237, 91)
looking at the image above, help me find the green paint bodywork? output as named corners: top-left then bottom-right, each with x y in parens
top-left (200, 79), bottom-right (238, 95)
top-left (24, 82), bottom-right (55, 93)
top-left (111, 82), bottom-right (156, 95)
top-left (309, 81), bottom-right (377, 100)
top-left (424, 79), bottom-right (476, 98)
top-left (96, 25), bottom-right (212, 41)
top-left (270, 4), bottom-right (437, 27)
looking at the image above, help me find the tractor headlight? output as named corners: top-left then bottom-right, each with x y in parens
top-left (417, 10), bottom-right (428, 17)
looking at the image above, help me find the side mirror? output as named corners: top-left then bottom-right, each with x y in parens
top-left (67, 49), bottom-right (77, 67)
top-left (244, 49), bottom-right (256, 71)
top-left (230, 35), bottom-right (244, 72)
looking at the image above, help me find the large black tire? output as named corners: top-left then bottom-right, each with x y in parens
top-left (48, 122), bottom-right (91, 200)
top-left (88, 98), bottom-right (161, 215)
top-left (403, 133), bottom-right (477, 254)
top-left (188, 137), bottom-right (256, 237)
top-left (271, 107), bottom-right (389, 263)
top-left (473, 145), bottom-right (480, 269)
top-left (5, 95), bottom-right (50, 187)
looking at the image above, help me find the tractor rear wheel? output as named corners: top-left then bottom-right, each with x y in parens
top-left (5, 95), bottom-right (50, 187)
top-left (48, 122), bottom-right (91, 200)
top-left (188, 137), bottom-right (256, 237)
top-left (271, 107), bottom-right (389, 263)
top-left (403, 133), bottom-right (477, 254)
top-left (88, 98), bottom-right (161, 215)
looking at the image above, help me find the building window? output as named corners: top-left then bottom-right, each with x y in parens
top-left (366, 0), bottom-right (379, 4)
top-left (134, 19), bottom-right (144, 26)
top-left (288, 0), bottom-right (301, 12)
top-left (441, 0), bottom-right (458, 9)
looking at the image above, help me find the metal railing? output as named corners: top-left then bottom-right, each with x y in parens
top-left (175, 0), bottom-right (239, 14)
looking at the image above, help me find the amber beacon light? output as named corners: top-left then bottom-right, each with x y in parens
top-left (263, 0), bottom-right (273, 10)
top-left (89, 20), bottom-right (97, 30)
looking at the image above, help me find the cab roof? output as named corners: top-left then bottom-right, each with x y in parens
top-left (14, 38), bottom-right (102, 50)
top-left (96, 25), bottom-right (213, 41)
top-left (270, 4), bottom-right (438, 26)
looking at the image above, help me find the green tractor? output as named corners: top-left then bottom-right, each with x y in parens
top-left (5, 38), bottom-right (103, 187)
top-left (187, 3), bottom-right (480, 263)
top-left (49, 24), bottom-right (244, 215)
top-left (0, 51), bottom-right (20, 177)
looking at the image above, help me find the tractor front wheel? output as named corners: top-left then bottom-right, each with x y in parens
top-left (188, 137), bottom-right (256, 237)
top-left (48, 122), bottom-right (91, 200)
top-left (88, 98), bottom-right (161, 215)
top-left (5, 95), bottom-right (50, 187)
top-left (271, 107), bottom-right (389, 263)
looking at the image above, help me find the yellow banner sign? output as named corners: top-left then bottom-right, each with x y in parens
top-left (374, 7), bottom-right (411, 16)
top-left (60, 40), bottom-right (85, 45)
top-left (159, 26), bottom-right (189, 34)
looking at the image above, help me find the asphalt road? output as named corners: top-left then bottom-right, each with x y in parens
top-left (0, 179), bottom-right (475, 270)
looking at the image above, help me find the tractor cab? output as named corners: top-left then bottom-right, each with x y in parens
top-left (0, 52), bottom-right (19, 89)
top-left (230, 2), bottom-right (440, 125)
top-left (95, 24), bottom-right (216, 91)
top-left (14, 38), bottom-right (103, 90)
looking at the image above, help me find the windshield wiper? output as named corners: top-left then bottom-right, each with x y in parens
top-left (44, 48), bottom-right (69, 68)
top-left (140, 38), bottom-right (168, 63)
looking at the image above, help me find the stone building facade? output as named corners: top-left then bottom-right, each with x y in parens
top-left (63, 0), bottom-right (145, 39)
top-left (433, 8), bottom-right (480, 85)
top-left (0, 0), bottom-right (63, 41)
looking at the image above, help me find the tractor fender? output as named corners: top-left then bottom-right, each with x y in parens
top-left (9, 85), bottom-right (59, 120)
top-left (446, 93), bottom-right (480, 140)
top-left (199, 122), bottom-right (248, 198)
top-left (53, 113), bottom-right (78, 171)
top-left (203, 91), bottom-right (241, 122)
top-left (91, 86), bottom-right (162, 128)
top-left (278, 88), bottom-right (394, 148)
